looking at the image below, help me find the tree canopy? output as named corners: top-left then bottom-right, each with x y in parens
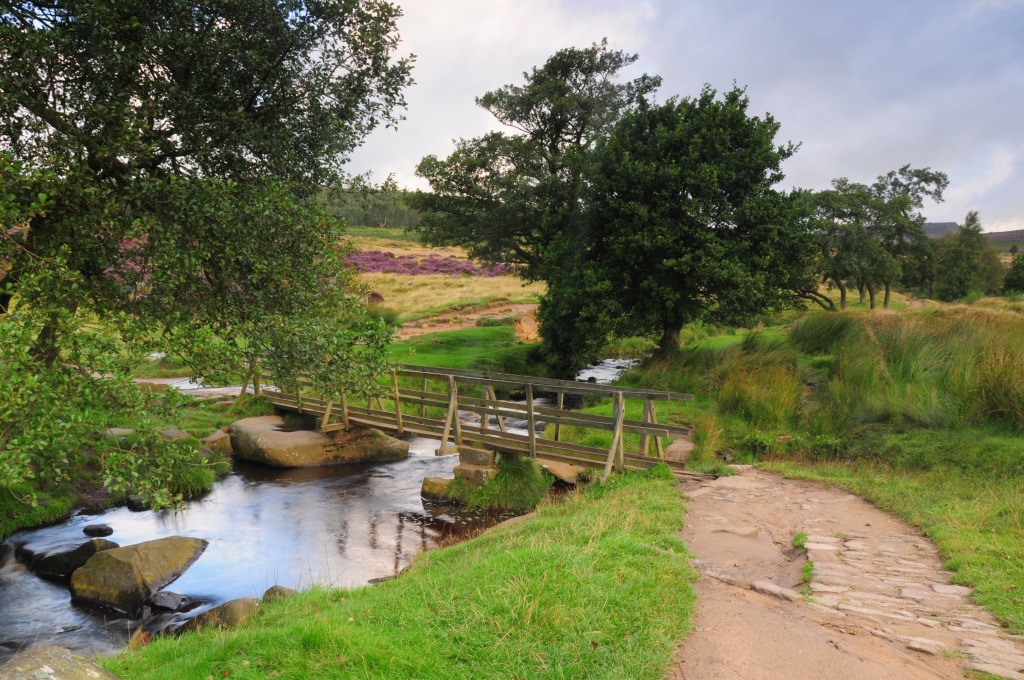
top-left (411, 40), bottom-right (660, 281)
top-left (934, 211), bottom-right (1005, 301)
top-left (808, 166), bottom-right (947, 308)
top-left (568, 88), bottom-right (813, 361)
top-left (1, 0), bottom-right (412, 506)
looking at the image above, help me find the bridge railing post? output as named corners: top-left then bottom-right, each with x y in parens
top-left (553, 391), bottom-right (564, 442)
top-left (391, 370), bottom-right (404, 435)
top-left (526, 383), bottom-right (537, 458)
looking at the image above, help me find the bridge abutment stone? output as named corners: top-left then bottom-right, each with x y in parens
top-left (421, 445), bottom-right (500, 502)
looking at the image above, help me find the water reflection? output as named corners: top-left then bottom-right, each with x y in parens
top-left (0, 436), bottom-right (507, 662)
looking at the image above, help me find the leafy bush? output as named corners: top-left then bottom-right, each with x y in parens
top-left (738, 432), bottom-right (777, 459)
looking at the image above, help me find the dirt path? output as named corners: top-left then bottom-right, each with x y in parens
top-left (670, 467), bottom-right (1024, 679)
top-left (396, 302), bottom-right (539, 342)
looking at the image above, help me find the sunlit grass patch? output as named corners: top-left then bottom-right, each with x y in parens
top-left (106, 468), bottom-right (696, 679)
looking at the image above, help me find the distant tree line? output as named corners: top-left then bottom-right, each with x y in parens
top-left (322, 175), bottom-right (422, 229)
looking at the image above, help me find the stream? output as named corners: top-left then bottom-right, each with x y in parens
top-left (0, 360), bottom-right (634, 663)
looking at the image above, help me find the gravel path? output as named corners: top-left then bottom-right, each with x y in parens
top-left (669, 467), bottom-right (1024, 679)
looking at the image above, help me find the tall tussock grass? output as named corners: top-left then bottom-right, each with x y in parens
top-left (793, 309), bottom-right (1024, 431)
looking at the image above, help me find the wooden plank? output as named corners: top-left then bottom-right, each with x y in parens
top-left (640, 399), bottom-right (651, 457)
top-left (526, 383), bottom-right (537, 458)
top-left (553, 391), bottom-right (564, 442)
top-left (420, 376), bottom-right (427, 419)
top-left (391, 370), bottom-right (404, 435)
top-left (486, 386), bottom-right (507, 433)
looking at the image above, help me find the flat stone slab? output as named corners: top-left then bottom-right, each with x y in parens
top-left (229, 416), bottom-right (408, 467)
top-left (539, 459), bottom-right (585, 484)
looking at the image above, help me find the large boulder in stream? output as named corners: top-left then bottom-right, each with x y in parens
top-left (69, 536), bottom-right (208, 614)
top-left (228, 415), bottom-right (408, 467)
top-left (31, 538), bottom-right (119, 580)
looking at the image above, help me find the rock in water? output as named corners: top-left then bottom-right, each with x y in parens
top-left (32, 539), bottom-right (119, 580)
top-left (191, 598), bottom-right (260, 629)
top-left (229, 416), bottom-right (408, 467)
top-left (70, 536), bottom-right (208, 614)
top-left (0, 645), bottom-right (118, 679)
top-left (83, 524), bottom-right (113, 537)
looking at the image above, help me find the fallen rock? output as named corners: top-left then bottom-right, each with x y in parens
top-left (32, 539), bottom-right (119, 580)
top-left (539, 459), bottom-right (585, 485)
top-left (147, 590), bottom-right (185, 612)
top-left (70, 536), bottom-right (208, 614)
top-left (0, 645), bottom-right (118, 679)
top-left (83, 524), bottom-right (113, 537)
top-left (262, 585), bottom-right (297, 601)
top-left (421, 477), bottom-right (453, 502)
top-left (157, 426), bottom-right (191, 441)
top-left (192, 598), bottom-right (260, 629)
top-left (229, 416), bottom-right (408, 467)
top-left (200, 429), bottom-right (233, 454)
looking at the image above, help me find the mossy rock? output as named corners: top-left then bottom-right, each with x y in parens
top-left (0, 646), bottom-right (118, 679)
top-left (70, 536), bottom-right (208, 614)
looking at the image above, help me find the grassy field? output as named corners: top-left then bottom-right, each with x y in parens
top-left (105, 467), bottom-right (696, 680)
top-left (585, 306), bottom-right (1024, 633)
top-left (389, 326), bottom-right (537, 373)
top-left (362, 272), bottom-right (544, 321)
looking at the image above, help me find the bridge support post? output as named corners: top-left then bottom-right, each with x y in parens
top-left (391, 370), bottom-right (404, 435)
top-left (526, 384), bottom-right (537, 458)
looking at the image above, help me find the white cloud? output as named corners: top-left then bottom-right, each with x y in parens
top-left (969, 0), bottom-right (1024, 16)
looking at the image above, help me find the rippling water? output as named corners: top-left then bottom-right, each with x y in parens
top-left (0, 436), bottom-right (508, 662)
top-left (0, 360), bottom-right (636, 662)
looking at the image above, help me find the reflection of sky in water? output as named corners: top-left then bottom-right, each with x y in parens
top-left (0, 437), bottom-right (503, 661)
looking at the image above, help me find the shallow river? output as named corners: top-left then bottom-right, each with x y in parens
top-left (0, 436), bottom-right (508, 662)
top-left (0, 359), bottom-right (634, 662)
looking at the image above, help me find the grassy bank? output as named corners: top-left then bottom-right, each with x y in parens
top-left (106, 467), bottom-right (695, 679)
top-left (390, 326), bottom-right (538, 373)
top-left (595, 307), bottom-right (1024, 632)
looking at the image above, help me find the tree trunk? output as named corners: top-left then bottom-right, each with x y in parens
top-left (867, 283), bottom-right (877, 310)
top-left (858, 283), bottom-right (866, 304)
top-left (883, 282), bottom-right (891, 309)
top-left (652, 324), bottom-right (682, 363)
top-left (837, 280), bottom-right (848, 310)
top-left (30, 318), bottom-right (62, 366)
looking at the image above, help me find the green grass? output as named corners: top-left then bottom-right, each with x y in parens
top-left (450, 454), bottom-right (554, 512)
top-left (389, 326), bottom-right (539, 374)
top-left (0, 485), bottom-right (77, 539)
top-left (801, 562), bottom-right (814, 583)
top-left (792, 532), bottom-right (808, 550)
top-left (604, 309), bottom-right (1024, 634)
top-left (105, 467), bottom-right (696, 679)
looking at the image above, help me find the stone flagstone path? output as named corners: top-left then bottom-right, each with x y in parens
top-left (669, 467), bottom-right (1024, 679)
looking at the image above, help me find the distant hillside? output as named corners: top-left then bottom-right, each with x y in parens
top-left (924, 222), bottom-right (959, 238)
top-left (924, 222), bottom-right (1024, 251)
top-left (986, 229), bottom-right (1024, 242)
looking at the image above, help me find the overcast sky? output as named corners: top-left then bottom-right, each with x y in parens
top-left (346, 0), bottom-right (1024, 232)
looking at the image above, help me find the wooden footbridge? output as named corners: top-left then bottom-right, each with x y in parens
top-left (265, 364), bottom-right (709, 481)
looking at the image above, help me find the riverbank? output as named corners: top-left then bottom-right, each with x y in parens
top-left (104, 467), bottom-right (695, 679)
